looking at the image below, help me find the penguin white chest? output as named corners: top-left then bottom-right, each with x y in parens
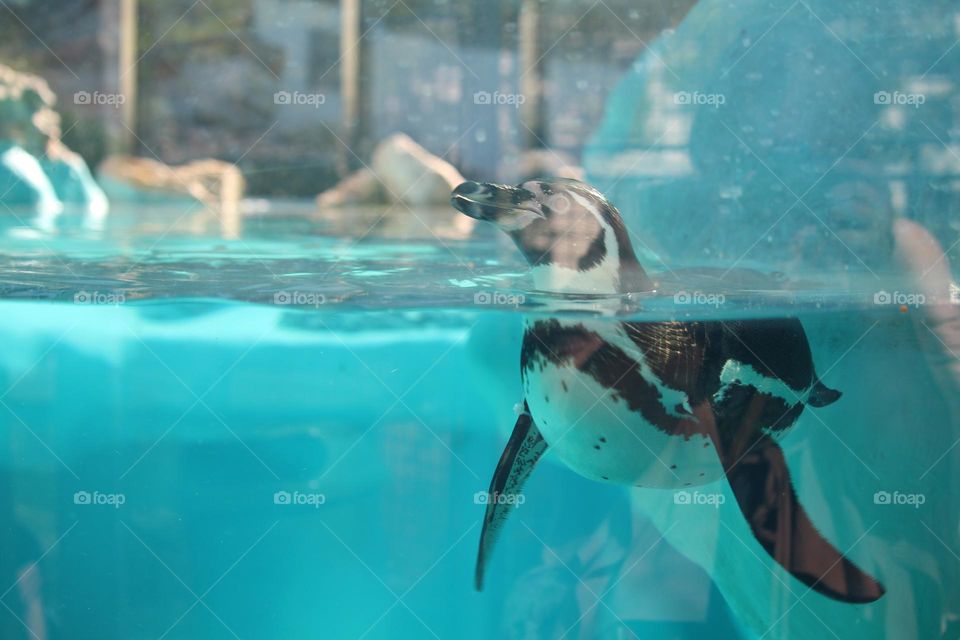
top-left (522, 321), bottom-right (723, 488)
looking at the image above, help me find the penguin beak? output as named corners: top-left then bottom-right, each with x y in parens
top-left (450, 181), bottom-right (543, 230)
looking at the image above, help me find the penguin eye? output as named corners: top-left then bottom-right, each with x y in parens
top-left (546, 193), bottom-right (571, 215)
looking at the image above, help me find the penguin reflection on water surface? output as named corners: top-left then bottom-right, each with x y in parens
top-left (450, 178), bottom-right (885, 604)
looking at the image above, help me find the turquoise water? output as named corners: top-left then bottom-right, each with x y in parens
top-left (0, 209), bottom-right (958, 639)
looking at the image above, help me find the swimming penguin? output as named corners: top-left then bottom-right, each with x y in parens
top-left (450, 178), bottom-right (885, 604)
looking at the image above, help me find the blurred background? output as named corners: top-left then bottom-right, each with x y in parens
top-left (0, 0), bottom-right (691, 195)
top-left (2, 0), bottom-right (958, 280)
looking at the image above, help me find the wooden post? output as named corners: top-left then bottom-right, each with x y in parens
top-left (119, 0), bottom-right (138, 153)
top-left (519, 0), bottom-right (546, 149)
top-left (100, 0), bottom-right (138, 154)
top-left (340, 0), bottom-right (362, 175)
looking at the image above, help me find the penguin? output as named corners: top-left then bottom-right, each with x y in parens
top-left (450, 178), bottom-right (885, 604)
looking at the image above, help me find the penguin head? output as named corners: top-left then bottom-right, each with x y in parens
top-left (451, 178), bottom-right (651, 294)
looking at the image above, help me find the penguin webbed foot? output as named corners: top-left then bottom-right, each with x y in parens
top-left (723, 436), bottom-right (885, 604)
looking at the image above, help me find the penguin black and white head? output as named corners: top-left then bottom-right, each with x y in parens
top-left (451, 179), bottom-right (652, 295)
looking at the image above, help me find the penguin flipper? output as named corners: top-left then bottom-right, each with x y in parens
top-left (722, 435), bottom-right (885, 604)
top-left (475, 406), bottom-right (548, 591)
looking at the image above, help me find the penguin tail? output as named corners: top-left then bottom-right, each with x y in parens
top-left (807, 380), bottom-right (842, 408)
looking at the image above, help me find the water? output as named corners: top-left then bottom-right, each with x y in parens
top-left (0, 208), bottom-right (958, 640)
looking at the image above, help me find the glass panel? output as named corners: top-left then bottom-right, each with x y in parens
top-left (0, 1), bottom-right (956, 638)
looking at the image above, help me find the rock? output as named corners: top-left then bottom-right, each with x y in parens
top-left (0, 63), bottom-right (107, 224)
top-left (100, 156), bottom-right (245, 203)
top-left (370, 132), bottom-right (465, 207)
top-left (0, 143), bottom-right (62, 222)
top-left (99, 156), bottom-right (245, 237)
top-left (316, 167), bottom-right (384, 209)
top-left (42, 142), bottom-right (109, 222)
top-left (316, 132), bottom-right (474, 239)
top-left (318, 133), bottom-right (466, 208)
